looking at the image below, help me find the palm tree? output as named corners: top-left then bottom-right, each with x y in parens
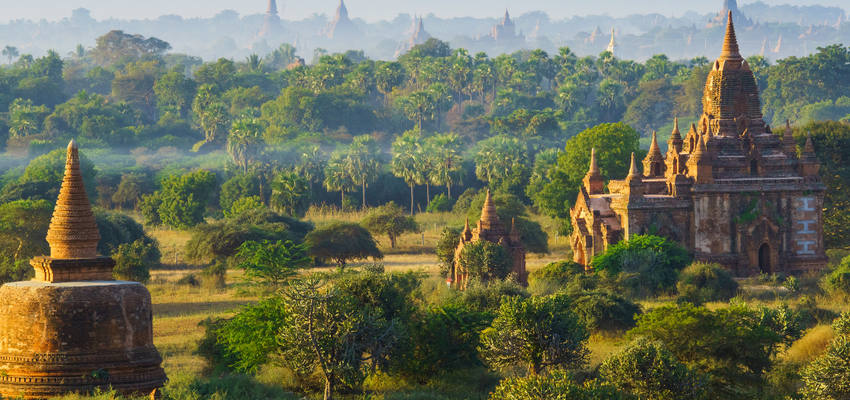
top-left (296, 145), bottom-right (325, 194)
top-left (227, 117), bottom-right (265, 172)
top-left (2, 46), bottom-right (18, 65)
top-left (245, 54), bottom-right (263, 73)
top-left (345, 135), bottom-right (380, 208)
top-left (324, 151), bottom-right (355, 208)
top-left (391, 131), bottom-right (425, 215)
top-left (474, 135), bottom-right (528, 189)
top-left (427, 133), bottom-right (463, 199)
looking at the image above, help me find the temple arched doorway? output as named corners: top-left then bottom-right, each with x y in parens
top-left (758, 243), bottom-right (771, 273)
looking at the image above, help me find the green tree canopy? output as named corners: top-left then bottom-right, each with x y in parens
top-left (304, 222), bottom-right (383, 267)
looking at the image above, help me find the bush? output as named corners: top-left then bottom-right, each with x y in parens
top-left (531, 261), bottom-right (585, 284)
top-left (426, 193), bottom-right (454, 212)
top-left (457, 240), bottom-right (512, 283)
top-left (435, 227), bottom-right (461, 277)
top-left (304, 222), bottom-right (383, 266)
top-left (600, 338), bottom-right (707, 400)
top-left (801, 334), bottom-right (850, 400)
top-left (480, 293), bottom-right (589, 375)
top-left (571, 291), bottom-right (641, 333)
top-left (591, 234), bottom-right (691, 298)
top-left (449, 278), bottom-right (529, 313)
top-left (490, 371), bottom-right (623, 400)
top-left (676, 262), bottom-right (738, 304)
top-left (225, 195), bottom-right (265, 218)
top-left (822, 255), bottom-right (850, 298)
top-left (112, 238), bottom-right (160, 282)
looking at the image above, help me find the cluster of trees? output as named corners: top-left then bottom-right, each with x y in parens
top-left (194, 233), bottom-right (850, 400)
top-left (1, 33), bottom-right (849, 234)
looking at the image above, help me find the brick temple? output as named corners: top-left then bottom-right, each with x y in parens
top-left (452, 190), bottom-right (527, 288)
top-left (0, 140), bottom-right (166, 399)
top-left (570, 12), bottom-right (827, 276)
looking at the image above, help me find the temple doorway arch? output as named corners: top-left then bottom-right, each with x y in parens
top-left (758, 243), bottom-right (771, 273)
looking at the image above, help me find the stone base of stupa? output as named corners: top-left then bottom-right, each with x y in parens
top-left (0, 281), bottom-right (166, 399)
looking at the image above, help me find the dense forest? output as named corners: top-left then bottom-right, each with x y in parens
top-left (2, 29), bottom-right (850, 400)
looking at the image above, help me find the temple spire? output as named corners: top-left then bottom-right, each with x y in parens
top-left (721, 11), bottom-right (743, 61)
top-left (479, 189), bottom-right (502, 231)
top-left (588, 148), bottom-right (600, 175)
top-left (267, 0), bottom-right (278, 15)
top-left (783, 120), bottom-right (797, 156)
top-left (627, 152), bottom-right (639, 179)
top-left (671, 117), bottom-right (681, 140)
top-left (648, 131), bottom-right (661, 156)
top-left (45, 140), bottom-right (101, 259)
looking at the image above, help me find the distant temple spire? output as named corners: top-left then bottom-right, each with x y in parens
top-left (267, 0), bottom-right (278, 16)
top-left (606, 27), bottom-right (616, 54)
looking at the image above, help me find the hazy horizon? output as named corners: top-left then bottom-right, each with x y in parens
top-left (2, 0), bottom-right (848, 23)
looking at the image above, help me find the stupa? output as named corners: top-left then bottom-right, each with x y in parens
top-left (0, 140), bottom-right (166, 399)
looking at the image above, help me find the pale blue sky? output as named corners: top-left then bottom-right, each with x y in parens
top-left (1, 0), bottom-right (847, 23)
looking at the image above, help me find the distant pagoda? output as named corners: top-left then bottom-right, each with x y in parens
top-left (258, 0), bottom-right (284, 39)
top-left (708, 0), bottom-right (752, 28)
top-left (326, 0), bottom-right (360, 39)
top-left (395, 16), bottom-right (432, 57)
top-left (489, 9), bottom-right (524, 44)
top-left (0, 141), bottom-right (166, 399)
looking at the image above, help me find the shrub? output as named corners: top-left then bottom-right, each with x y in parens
top-left (591, 234), bottom-right (691, 298)
top-left (628, 303), bottom-right (786, 395)
top-left (457, 241), bottom-right (512, 283)
top-left (426, 193), bottom-right (454, 212)
top-left (450, 278), bottom-right (529, 313)
top-left (235, 240), bottom-right (310, 288)
top-left (480, 294), bottom-right (589, 375)
top-left (785, 325), bottom-right (834, 364)
top-left (571, 291), bottom-right (641, 333)
top-left (225, 195), bottom-right (265, 218)
top-left (304, 222), bottom-right (382, 267)
top-left (801, 334), bottom-right (850, 400)
top-left (676, 262), bottom-right (738, 304)
top-left (435, 227), bottom-right (461, 277)
top-left (599, 338), bottom-right (708, 400)
top-left (397, 303), bottom-right (491, 381)
top-left (490, 371), bottom-right (623, 400)
top-left (822, 255), bottom-right (850, 297)
top-left (112, 238), bottom-right (160, 282)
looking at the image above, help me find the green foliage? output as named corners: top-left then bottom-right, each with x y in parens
top-left (219, 173), bottom-right (261, 213)
top-left (599, 338), bottom-right (708, 400)
top-left (425, 193), bottom-right (453, 213)
top-left (490, 371), bottom-right (623, 400)
top-left (397, 303), bottom-right (491, 381)
top-left (270, 170), bottom-right (311, 217)
top-left (449, 278), bottom-right (529, 314)
top-left (457, 241), bottom-right (512, 283)
top-left (676, 262), bottom-right (739, 305)
top-left (822, 255), bottom-right (850, 298)
top-left (591, 234), bottom-right (691, 298)
top-left (13, 147), bottom-right (97, 201)
top-left (571, 291), bottom-right (641, 333)
top-left (0, 199), bottom-right (52, 282)
top-left (112, 238), bottom-right (160, 282)
top-left (225, 195), bottom-right (265, 218)
top-left (111, 173), bottom-right (153, 209)
top-left (800, 121), bottom-right (850, 249)
top-left (628, 303), bottom-right (787, 396)
top-left (361, 201), bottom-right (419, 248)
top-left (534, 122), bottom-right (640, 220)
top-left (801, 330), bottom-right (850, 399)
top-left (529, 260), bottom-right (585, 286)
top-left (94, 210), bottom-right (151, 255)
top-left (185, 209), bottom-right (312, 264)
top-left (479, 294), bottom-right (589, 375)
top-left (304, 222), bottom-right (382, 266)
top-left (474, 135), bottom-right (529, 196)
top-left (235, 240), bottom-right (310, 288)
top-left (141, 170), bottom-right (217, 229)
top-left (435, 227), bottom-right (461, 277)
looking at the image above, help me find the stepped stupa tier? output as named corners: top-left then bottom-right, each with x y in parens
top-left (0, 141), bottom-right (166, 399)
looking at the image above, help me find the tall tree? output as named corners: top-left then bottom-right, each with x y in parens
top-left (391, 131), bottom-right (425, 215)
top-left (425, 133), bottom-right (463, 199)
top-left (226, 117), bottom-right (265, 172)
top-left (2, 46), bottom-right (18, 65)
top-left (345, 135), bottom-right (380, 208)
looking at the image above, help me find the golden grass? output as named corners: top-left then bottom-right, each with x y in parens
top-left (587, 334), bottom-right (628, 368)
top-left (783, 325), bottom-right (834, 364)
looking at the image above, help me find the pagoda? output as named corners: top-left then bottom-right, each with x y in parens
top-left (452, 190), bottom-right (527, 289)
top-left (0, 141), bottom-right (166, 398)
top-left (570, 13), bottom-right (827, 275)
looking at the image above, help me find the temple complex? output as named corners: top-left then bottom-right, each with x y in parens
top-left (452, 191), bottom-right (527, 289)
top-left (0, 141), bottom-right (166, 399)
top-left (570, 13), bottom-right (827, 276)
